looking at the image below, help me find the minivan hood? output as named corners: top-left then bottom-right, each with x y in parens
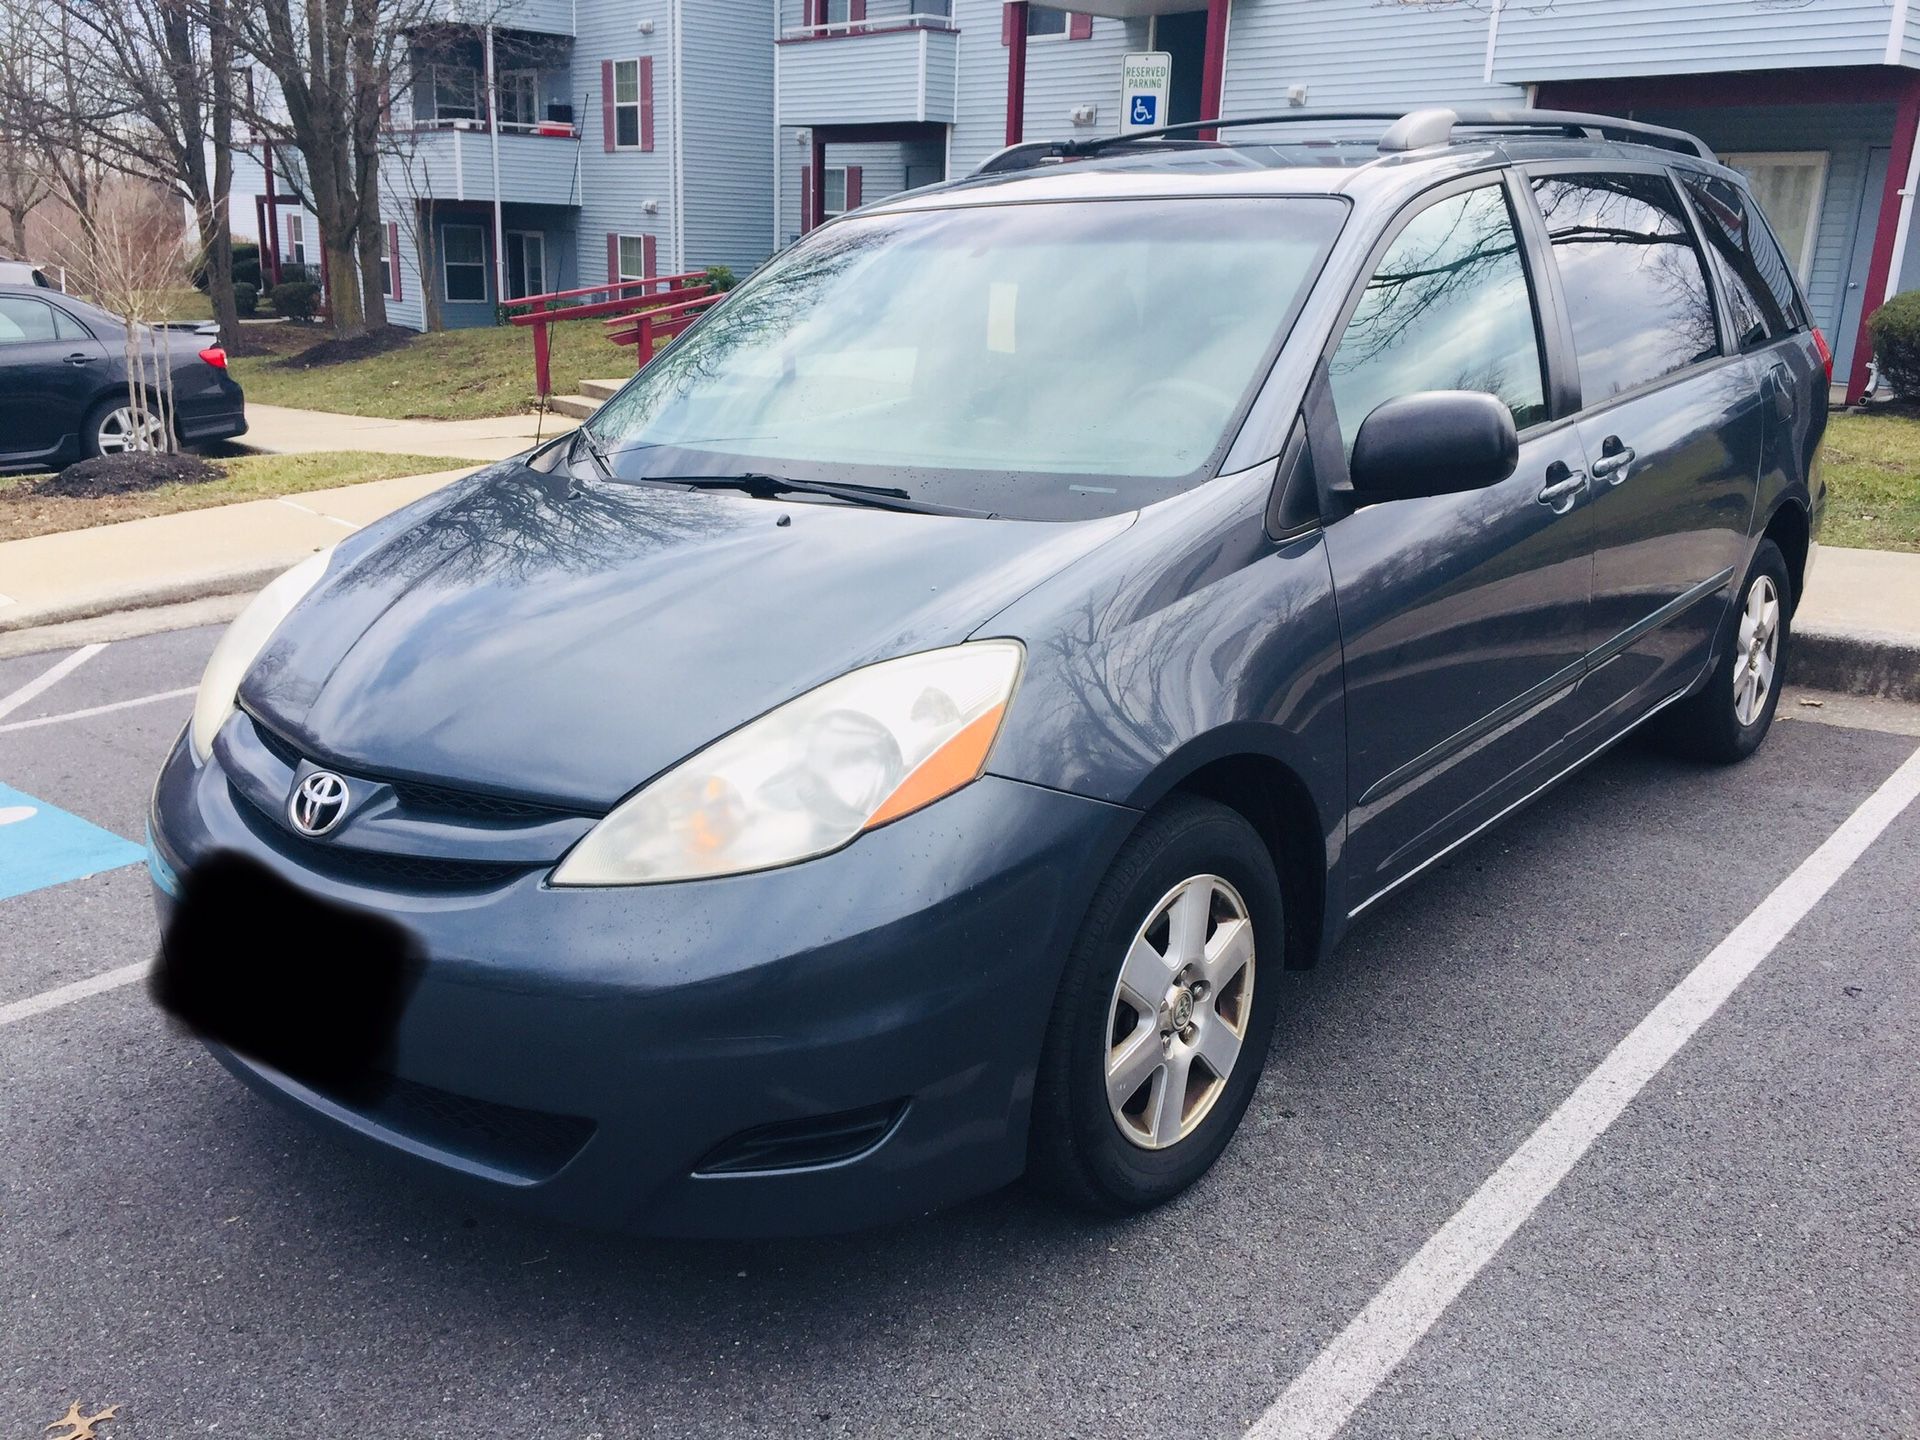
top-left (241, 466), bottom-right (1129, 809)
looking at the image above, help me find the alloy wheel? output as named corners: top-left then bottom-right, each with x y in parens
top-left (1105, 873), bottom-right (1255, 1151)
top-left (1732, 573), bottom-right (1780, 727)
top-left (96, 406), bottom-right (166, 454)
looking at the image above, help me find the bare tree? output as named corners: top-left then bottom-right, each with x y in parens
top-left (0, 0), bottom-right (117, 229)
top-left (39, 0), bottom-right (243, 346)
top-left (0, 137), bottom-right (51, 258)
top-left (383, 126), bottom-right (444, 331)
top-left (43, 179), bottom-right (198, 454)
top-left (229, 0), bottom-right (492, 337)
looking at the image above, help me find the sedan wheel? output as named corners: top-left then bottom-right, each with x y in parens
top-left (1731, 573), bottom-right (1780, 728)
top-left (1105, 874), bottom-right (1254, 1150)
top-left (95, 405), bottom-right (167, 455)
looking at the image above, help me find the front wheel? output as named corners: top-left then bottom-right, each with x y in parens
top-left (1653, 537), bottom-right (1791, 764)
top-left (1028, 795), bottom-right (1284, 1215)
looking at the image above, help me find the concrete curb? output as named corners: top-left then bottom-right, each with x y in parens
top-left (0, 559), bottom-right (294, 637)
top-left (1791, 624), bottom-right (1920, 704)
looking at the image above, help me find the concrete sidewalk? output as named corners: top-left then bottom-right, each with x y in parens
top-left (239, 403), bottom-right (561, 462)
top-left (0, 468), bottom-right (470, 635)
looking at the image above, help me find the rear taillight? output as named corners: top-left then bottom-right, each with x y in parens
top-left (198, 346), bottom-right (228, 369)
top-left (1811, 327), bottom-right (1833, 381)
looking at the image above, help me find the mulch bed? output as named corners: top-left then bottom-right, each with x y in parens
top-left (266, 325), bottom-right (418, 370)
top-left (30, 452), bottom-right (223, 499)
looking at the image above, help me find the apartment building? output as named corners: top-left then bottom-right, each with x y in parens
top-left (233, 0), bottom-right (774, 330)
top-left (235, 0), bottom-right (1920, 403)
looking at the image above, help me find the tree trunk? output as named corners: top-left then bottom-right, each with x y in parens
top-left (357, 193), bottom-right (389, 331)
top-left (324, 234), bottom-right (365, 334)
top-left (203, 214), bottom-right (240, 350)
top-left (5, 208), bottom-right (26, 258)
top-left (419, 204), bottom-right (442, 332)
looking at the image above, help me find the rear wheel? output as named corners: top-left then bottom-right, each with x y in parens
top-left (1653, 538), bottom-right (1791, 764)
top-left (83, 397), bottom-right (167, 458)
top-left (1029, 795), bottom-right (1283, 1214)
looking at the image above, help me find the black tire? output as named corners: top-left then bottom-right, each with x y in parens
top-left (1653, 538), bottom-right (1792, 764)
top-left (1028, 794), bottom-right (1284, 1215)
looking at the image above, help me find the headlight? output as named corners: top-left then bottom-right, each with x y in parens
top-left (552, 640), bottom-right (1024, 885)
top-left (189, 548), bottom-right (333, 762)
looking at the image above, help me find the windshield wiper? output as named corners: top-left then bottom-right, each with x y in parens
top-left (636, 472), bottom-right (992, 519)
top-left (573, 427), bottom-right (614, 481)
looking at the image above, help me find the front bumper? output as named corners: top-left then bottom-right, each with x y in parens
top-left (149, 731), bottom-right (1135, 1236)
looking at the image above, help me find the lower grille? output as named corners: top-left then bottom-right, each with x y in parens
top-left (693, 1101), bottom-right (905, 1176)
top-left (359, 1074), bottom-right (595, 1181)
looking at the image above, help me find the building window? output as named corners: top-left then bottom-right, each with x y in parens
top-left (1721, 152), bottom-right (1827, 284)
top-left (612, 59), bottom-right (642, 148)
top-left (443, 224), bottom-right (487, 301)
top-left (496, 69), bottom-right (538, 129)
top-left (287, 215), bottom-right (307, 268)
top-left (617, 234), bottom-right (650, 283)
top-left (431, 64), bottom-right (481, 122)
top-left (380, 227), bottom-right (396, 298)
top-left (823, 167), bottom-right (849, 218)
top-left (1028, 7), bottom-right (1068, 37)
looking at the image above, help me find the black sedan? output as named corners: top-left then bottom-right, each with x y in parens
top-left (0, 283), bottom-right (246, 469)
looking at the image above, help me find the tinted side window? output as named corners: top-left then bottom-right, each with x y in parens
top-left (51, 307), bottom-right (90, 341)
top-left (0, 296), bottom-right (59, 345)
top-left (1531, 172), bottom-right (1719, 404)
top-left (1329, 184), bottom-right (1547, 452)
top-left (1678, 170), bottom-right (1801, 346)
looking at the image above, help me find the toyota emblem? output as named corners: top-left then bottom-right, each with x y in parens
top-left (289, 769), bottom-right (350, 836)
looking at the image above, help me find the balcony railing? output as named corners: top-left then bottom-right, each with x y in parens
top-left (780, 0), bottom-right (954, 41)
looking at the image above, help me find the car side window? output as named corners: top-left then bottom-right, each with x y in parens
top-left (1530, 171), bottom-right (1720, 404)
top-left (1677, 171), bottom-right (1799, 348)
top-left (1328, 183), bottom-right (1548, 455)
top-left (51, 307), bottom-right (90, 342)
top-left (0, 296), bottom-right (60, 346)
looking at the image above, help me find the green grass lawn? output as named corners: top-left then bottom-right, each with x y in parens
top-left (231, 322), bottom-right (620, 421)
top-left (0, 450), bottom-right (458, 542)
top-left (1822, 411), bottom-right (1920, 553)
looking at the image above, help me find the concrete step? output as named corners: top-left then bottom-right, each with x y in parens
top-left (579, 378), bottom-right (628, 402)
top-left (546, 394), bottom-right (600, 420)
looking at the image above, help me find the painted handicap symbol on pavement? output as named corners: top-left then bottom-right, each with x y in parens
top-left (0, 780), bottom-right (146, 901)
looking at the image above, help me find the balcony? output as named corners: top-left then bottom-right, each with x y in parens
top-left (776, 5), bottom-right (958, 128)
top-left (386, 123), bottom-right (582, 209)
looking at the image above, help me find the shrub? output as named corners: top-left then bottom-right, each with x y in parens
top-left (1868, 290), bottom-right (1920, 400)
top-left (270, 279), bottom-right (320, 322)
top-left (193, 240), bottom-right (259, 292)
top-left (233, 281), bottom-right (258, 316)
top-left (702, 264), bottom-right (738, 293)
top-left (277, 262), bottom-right (313, 286)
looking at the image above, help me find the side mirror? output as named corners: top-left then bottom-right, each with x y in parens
top-left (1348, 390), bottom-right (1520, 504)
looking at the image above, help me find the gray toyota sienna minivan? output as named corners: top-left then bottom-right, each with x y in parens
top-left (151, 108), bottom-right (1827, 1235)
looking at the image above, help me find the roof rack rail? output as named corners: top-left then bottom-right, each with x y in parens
top-left (970, 106), bottom-right (1713, 176)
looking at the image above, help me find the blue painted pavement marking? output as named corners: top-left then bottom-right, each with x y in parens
top-left (0, 780), bottom-right (147, 901)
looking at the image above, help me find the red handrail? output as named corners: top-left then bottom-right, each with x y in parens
top-left (604, 291), bottom-right (723, 372)
top-left (504, 270), bottom-right (718, 400)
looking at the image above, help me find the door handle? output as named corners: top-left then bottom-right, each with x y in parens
top-left (1591, 437), bottom-right (1636, 482)
top-left (63, 352), bottom-right (94, 365)
top-left (1537, 464), bottom-right (1588, 513)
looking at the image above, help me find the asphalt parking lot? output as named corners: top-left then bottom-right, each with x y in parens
top-left (1, 624), bottom-right (1916, 1439)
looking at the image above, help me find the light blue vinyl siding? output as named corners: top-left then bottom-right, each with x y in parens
top-left (682, 0), bottom-right (778, 274)
top-left (494, 0), bottom-right (575, 35)
top-left (1221, 0), bottom-right (1519, 115)
top-left (573, 0), bottom-right (677, 282)
top-left (1491, 0), bottom-right (1900, 83)
top-left (390, 128), bottom-right (585, 207)
top-left (777, 28), bottom-right (958, 126)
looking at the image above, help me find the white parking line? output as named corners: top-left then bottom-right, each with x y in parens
top-left (0, 643), bottom-right (105, 722)
top-left (0, 687), bottom-right (196, 735)
top-left (1248, 739), bottom-right (1920, 1440)
top-left (0, 962), bottom-right (148, 1028)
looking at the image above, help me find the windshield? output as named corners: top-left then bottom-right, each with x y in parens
top-left (586, 197), bottom-right (1346, 520)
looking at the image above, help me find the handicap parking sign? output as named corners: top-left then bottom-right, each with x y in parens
top-left (1120, 52), bottom-right (1173, 135)
top-left (0, 780), bottom-right (145, 901)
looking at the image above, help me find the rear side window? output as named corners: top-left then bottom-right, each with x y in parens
top-left (1678, 170), bottom-right (1802, 346)
top-left (0, 296), bottom-right (59, 345)
top-left (1329, 184), bottom-right (1548, 452)
top-left (1531, 172), bottom-right (1719, 405)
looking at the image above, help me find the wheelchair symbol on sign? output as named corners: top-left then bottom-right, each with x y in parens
top-left (1130, 94), bottom-right (1158, 126)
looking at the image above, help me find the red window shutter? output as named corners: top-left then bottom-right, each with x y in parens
top-left (845, 166), bottom-right (862, 210)
top-left (643, 233), bottom-right (657, 279)
top-left (389, 222), bottom-right (402, 299)
top-left (800, 164), bottom-right (812, 231)
top-left (1001, 3), bottom-right (1012, 44)
top-left (600, 60), bottom-right (615, 153)
top-left (1069, 11), bottom-right (1092, 38)
top-left (640, 57), bottom-right (654, 152)
top-left (849, 0), bottom-right (866, 21)
top-left (607, 231), bottom-right (620, 282)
